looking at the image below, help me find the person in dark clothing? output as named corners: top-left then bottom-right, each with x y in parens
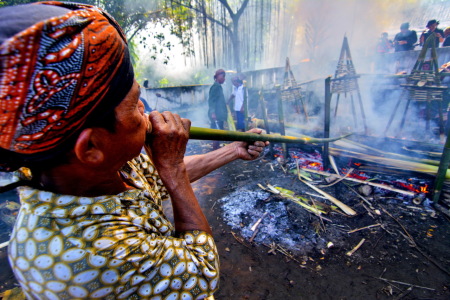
top-left (443, 27), bottom-right (450, 47)
top-left (393, 22), bottom-right (417, 52)
top-left (420, 19), bottom-right (444, 48)
top-left (208, 69), bottom-right (228, 149)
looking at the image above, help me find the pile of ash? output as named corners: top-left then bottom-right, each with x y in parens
top-left (219, 186), bottom-right (344, 256)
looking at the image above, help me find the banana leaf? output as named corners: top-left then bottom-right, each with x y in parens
top-left (299, 179), bottom-right (357, 216)
top-left (189, 127), bottom-right (351, 144)
top-left (226, 106), bottom-right (236, 131)
top-left (264, 185), bottom-right (325, 215)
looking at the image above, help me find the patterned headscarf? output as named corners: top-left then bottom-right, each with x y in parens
top-left (0, 1), bottom-right (134, 156)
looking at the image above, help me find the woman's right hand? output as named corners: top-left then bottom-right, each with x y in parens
top-left (145, 111), bottom-right (191, 170)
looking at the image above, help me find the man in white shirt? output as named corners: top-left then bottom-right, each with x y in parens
top-left (229, 76), bottom-right (246, 131)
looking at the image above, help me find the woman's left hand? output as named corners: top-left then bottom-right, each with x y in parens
top-left (232, 128), bottom-right (269, 160)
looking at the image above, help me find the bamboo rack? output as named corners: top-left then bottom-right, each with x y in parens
top-left (189, 127), bottom-right (351, 144)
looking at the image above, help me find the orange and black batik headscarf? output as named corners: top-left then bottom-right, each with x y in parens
top-left (0, 2), bottom-right (134, 160)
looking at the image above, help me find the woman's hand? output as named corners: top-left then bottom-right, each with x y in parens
top-left (145, 111), bottom-right (191, 169)
top-left (231, 128), bottom-right (269, 160)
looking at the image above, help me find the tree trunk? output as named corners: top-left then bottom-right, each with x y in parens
top-left (231, 21), bottom-right (241, 72)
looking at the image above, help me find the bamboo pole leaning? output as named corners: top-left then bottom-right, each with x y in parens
top-left (189, 127), bottom-right (351, 144)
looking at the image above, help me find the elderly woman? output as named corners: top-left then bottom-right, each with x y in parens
top-left (0, 2), bottom-right (267, 299)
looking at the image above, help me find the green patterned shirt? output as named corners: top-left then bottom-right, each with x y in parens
top-left (8, 154), bottom-right (219, 300)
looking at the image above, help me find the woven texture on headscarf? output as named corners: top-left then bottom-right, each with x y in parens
top-left (0, 1), bottom-right (132, 155)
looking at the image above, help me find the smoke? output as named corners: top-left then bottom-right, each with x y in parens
top-left (264, 0), bottom-right (450, 143)
top-left (270, 0), bottom-right (433, 76)
top-left (134, 0), bottom-right (450, 142)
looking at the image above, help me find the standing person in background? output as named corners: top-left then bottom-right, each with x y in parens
top-left (393, 22), bottom-right (418, 52)
top-left (228, 76), bottom-right (246, 131)
top-left (208, 69), bottom-right (228, 149)
top-left (443, 27), bottom-right (450, 47)
top-left (140, 78), bottom-right (152, 113)
top-left (0, 2), bottom-right (268, 299)
top-left (376, 32), bottom-right (393, 54)
top-left (375, 32), bottom-right (393, 72)
top-left (420, 19), bottom-right (444, 47)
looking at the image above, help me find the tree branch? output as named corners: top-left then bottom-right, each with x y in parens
top-left (237, 0), bottom-right (250, 19)
top-left (218, 0), bottom-right (235, 18)
top-left (169, 0), bottom-right (232, 33)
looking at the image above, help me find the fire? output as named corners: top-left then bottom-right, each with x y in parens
top-left (420, 184), bottom-right (429, 193)
top-left (396, 181), bottom-right (429, 194)
top-left (348, 173), bottom-right (368, 180)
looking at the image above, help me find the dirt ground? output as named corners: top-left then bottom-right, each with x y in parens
top-left (187, 140), bottom-right (450, 300)
top-left (0, 140), bottom-right (449, 300)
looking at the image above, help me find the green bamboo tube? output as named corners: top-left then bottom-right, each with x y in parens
top-left (189, 127), bottom-right (351, 144)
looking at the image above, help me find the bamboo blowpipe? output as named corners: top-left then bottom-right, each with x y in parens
top-left (189, 127), bottom-right (351, 144)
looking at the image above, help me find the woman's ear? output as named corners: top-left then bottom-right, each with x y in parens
top-left (73, 128), bottom-right (105, 165)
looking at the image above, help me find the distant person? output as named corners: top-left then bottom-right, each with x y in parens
top-left (376, 32), bottom-right (393, 53)
top-left (228, 76), bottom-right (246, 131)
top-left (208, 69), bottom-right (228, 149)
top-left (140, 79), bottom-right (151, 112)
top-left (420, 19), bottom-right (444, 47)
top-left (393, 22), bottom-right (418, 52)
top-left (140, 96), bottom-right (152, 112)
top-left (443, 27), bottom-right (450, 47)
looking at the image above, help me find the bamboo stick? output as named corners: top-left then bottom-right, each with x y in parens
top-left (258, 91), bottom-right (271, 134)
top-left (0, 241), bottom-right (8, 249)
top-left (333, 139), bottom-right (440, 166)
top-left (299, 179), bottom-right (357, 216)
top-left (346, 238), bottom-right (365, 256)
top-left (347, 223), bottom-right (381, 234)
top-left (189, 127), bottom-right (351, 144)
top-left (243, 84), bottom-right (249, 131)
top-left (250, 212), bottom-right (268, 231)
top-left (329, 147), bottom-right (450, 180)
top-left (276, 85), bottom-right (287, 159)
top-left (323, 76), bottom-right (331, 170)
top-left (432, 124), bottom-right (450, 203)
top-left (301, 168), bottom-right (415, 197)
top-left (258, 91), bottom-right (275, 155)
top-left (264, 184), bottom-right (325, 215)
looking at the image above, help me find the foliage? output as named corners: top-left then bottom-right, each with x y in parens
top-left (0, 0), bottom-right (35, 7)
top-left (158, 77), bottom-right (170, 87)
top-left (163, 0), bottom-right (251, 72)
top-left (0, 0), bottom-right (175, 65)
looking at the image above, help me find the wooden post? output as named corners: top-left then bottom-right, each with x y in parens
top-left (432, 128), bottom-right (450, 203)
top-left (258, 91), bottom-right (271, 134)
top-left (324, 76), bottom-right (332, 170)
top-left (276, 85), bottom-right (287, 159)
top-left (258, 90), bottom-right (274, 155)
top-left (243, 83), bottom-right (249, 131)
